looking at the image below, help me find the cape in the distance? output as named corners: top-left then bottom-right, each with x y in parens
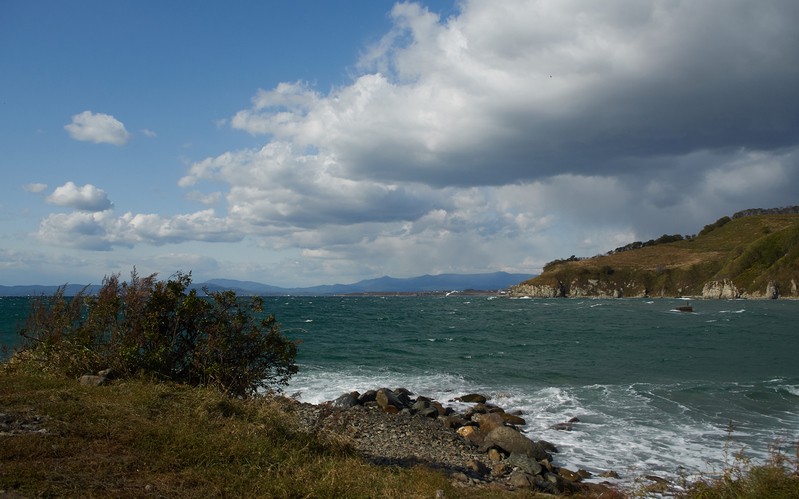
top-left (0, 271), bottom-right (536, 297)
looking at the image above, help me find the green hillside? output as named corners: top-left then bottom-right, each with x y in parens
top-left (510, 209), bottom-right (799, 299)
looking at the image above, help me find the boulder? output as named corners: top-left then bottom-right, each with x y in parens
top-left (506, 452), bottom-right (543, 475)
top-left (456, 425), bottom-right (485, 447)
top-left (558, 467), bottom-right (583, 482)
top-left (393, 387), bottom-right (413, 407)
top-left (457, 393), bottom-right (488, 404)
top-left (474, 412), bottom-right (504, 434)
top-left (507, 470), bottom-right (533, 488)
top-left (376, 388), bottom-right (405, 413)
top-left (418, 407), bottom-right (439, 418)
top-left (431, 401), bottom-right (449, 416)
top-left (479, 426), bottom-right (551, 461)
top-left (463, 404), bottom-right (490, 419)
top-left (331, 391), bottom-right (360, 409)
top-left (411, 399), bottom-right (431, 413)
top-left (500, 413), bottom-right (526, 426)
top-left (358, 390), bottom-right (377, 404)
top-left (440, 414), bottom-right (467, 429)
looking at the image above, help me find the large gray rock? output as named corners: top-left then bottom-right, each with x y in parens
top-left (331, 391), bottom-right (360, 409)
top-left (479, 426), bottom-right (551, 461)
top-left (506, 452), bottom-right (543, 475)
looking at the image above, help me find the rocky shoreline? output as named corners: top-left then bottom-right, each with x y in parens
top-left (275, 387), bottom-right (626, 496)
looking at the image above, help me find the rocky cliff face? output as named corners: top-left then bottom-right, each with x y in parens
top-left (510, 278), bottom-right (789, 300)
top-left (701, 279), bottom-right (741, 299)
top-left (510, 283), bottom-right (565, 298)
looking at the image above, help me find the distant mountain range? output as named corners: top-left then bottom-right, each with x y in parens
top-left (0, 272), bottom-right (536, 297)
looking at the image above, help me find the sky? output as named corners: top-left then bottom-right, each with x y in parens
top-left (1, 0), bottom-right (798, 287)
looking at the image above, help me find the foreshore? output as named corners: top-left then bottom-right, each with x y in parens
top-left (277, 386), bottom-right (635, 496)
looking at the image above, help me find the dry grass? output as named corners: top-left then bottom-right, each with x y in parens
top-left (1, 369), bottom-right (561, 498)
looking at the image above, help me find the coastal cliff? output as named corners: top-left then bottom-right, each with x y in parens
top-left (510, 208), bottom-right (799, 299)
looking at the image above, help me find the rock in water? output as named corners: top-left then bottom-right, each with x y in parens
top-left (457, 393), bottom-right (487, 404)
top-left (479, 426), bottom-right (551, 461)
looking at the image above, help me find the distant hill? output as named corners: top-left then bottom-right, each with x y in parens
top-left (0, 272), bottom-right (536, 297)
top-left (510, 207), bottom-right (799, 299)
top-left (204, 272), bottom-right (536, 296)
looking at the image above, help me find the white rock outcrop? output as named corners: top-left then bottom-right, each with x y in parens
top-left (701, 279), bottom-right (740, 299)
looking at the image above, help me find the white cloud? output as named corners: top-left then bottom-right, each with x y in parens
top-left (141, 128), bottom-right (157, 138)
top-left (64, 110), bottom-right (131, 145)
top-left (23, 182), bottom-right (48, 193)
top-left (32, 1), bottom-right (799, 285)
top-left (37, 209), bottom-right (241, 250)
top-left (46, 181), bottom-right (113, 212)
top-left (185, 190), bottom-right (222, 206)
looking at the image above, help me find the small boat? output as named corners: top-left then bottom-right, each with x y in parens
top-left (676, 302), bottom-right (693, 313)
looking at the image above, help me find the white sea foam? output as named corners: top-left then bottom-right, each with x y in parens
top-left (285, 370), bottom-right (796, 489)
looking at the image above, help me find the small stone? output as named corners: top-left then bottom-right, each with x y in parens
top-left (467, 459), bottom-right (490, 476)
top-left (558, 467), bottom-right (582, 482)
top-left (79, 375), bottom-right (107, 387)
top-left (487, 448), bottom-right (502, 461)
top-left (435, 490), bottom-right (445, 499)
top-left (492, 462), bottom-right (508, 476)
top-left (451, 471), bottom-right (469, 482)
top-left (599, 470), bottom-right (620, 479)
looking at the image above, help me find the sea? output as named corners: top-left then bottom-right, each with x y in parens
top-left (2, 295), bottom-right (798, 488)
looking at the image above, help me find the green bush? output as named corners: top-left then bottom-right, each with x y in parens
top-left (17, 270), bottom-right (297, 397)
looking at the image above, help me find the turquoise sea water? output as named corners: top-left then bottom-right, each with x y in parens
top-left (2, 295), bottom-right (798, 486)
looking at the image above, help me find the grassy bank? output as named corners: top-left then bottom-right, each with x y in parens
top-left (0, 371), bottom-right (465, 498)
top-left (2, 368), bottom-right (797, 498)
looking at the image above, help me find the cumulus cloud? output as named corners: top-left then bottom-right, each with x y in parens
top-left (227, 1), bottom-right (799, 186)
top-left (35, 1), bottom-right (799, 284)
top-left (37, 209), bottom-right (241, 250)
top-left (65, 110), bottom-right (131, 145)
top-left (46, 182), bottom-right (113, 212)
top-left (174, 0), bottom-right (799, 281)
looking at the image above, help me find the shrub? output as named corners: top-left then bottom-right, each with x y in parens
top-left (699, 216), bottom-right (732, 236)
top-left (17, 270), bottom-right (297, 397)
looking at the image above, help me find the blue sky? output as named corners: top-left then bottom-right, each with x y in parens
top-left (2, 0), bottom-right (798, 287)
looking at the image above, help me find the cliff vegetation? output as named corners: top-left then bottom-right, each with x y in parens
top-left (511, 208), bottom-right (799, 299)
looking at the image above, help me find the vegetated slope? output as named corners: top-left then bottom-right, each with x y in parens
top-left (510, 210), bottom-right (799, 299)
